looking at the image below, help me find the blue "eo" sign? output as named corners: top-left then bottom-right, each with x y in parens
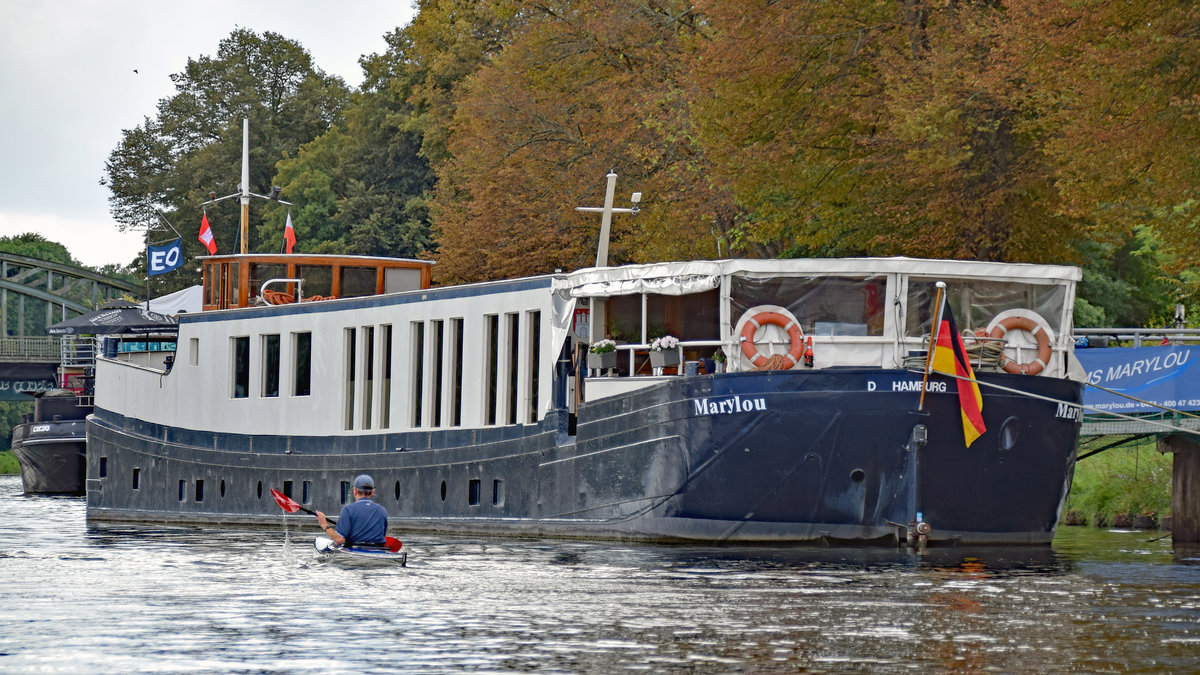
top-left (147, 239), bottom-right (184, 276)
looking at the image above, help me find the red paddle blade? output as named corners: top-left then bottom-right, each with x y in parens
top-left (385, 536), bottom-right (402, 552)
top-left (269, 488), bottom-right (300, 513)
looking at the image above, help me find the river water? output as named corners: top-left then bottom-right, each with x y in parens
top-left (1, 475), bottom-right (1198, 673)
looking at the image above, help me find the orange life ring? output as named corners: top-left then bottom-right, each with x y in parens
top-left (739, 311), bottom-right (805, 368)
top-left (989, 316), bottom-right (1052, 375)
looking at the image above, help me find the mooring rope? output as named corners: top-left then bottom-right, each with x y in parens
top-left (912, 367), bottom-right (1200, 438)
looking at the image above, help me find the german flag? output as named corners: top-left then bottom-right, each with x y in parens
top-left (931, 302), bottom-right (987, 447)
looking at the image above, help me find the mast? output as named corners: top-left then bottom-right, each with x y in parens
top-left (575, 172), bottom-right (642, 268)
top-left (200, 117), bottom-right (291, 255)
top-left (240, 118), bottom-right (250, 254)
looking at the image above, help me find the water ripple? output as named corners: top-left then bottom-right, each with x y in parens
top-left (1, 476), bottom-right (1199, 672)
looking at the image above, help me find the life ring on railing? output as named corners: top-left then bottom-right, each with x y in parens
top-left (738, 307), bottom-right (805, 369)
top-left (988, 313), bottom-right (1053, 375)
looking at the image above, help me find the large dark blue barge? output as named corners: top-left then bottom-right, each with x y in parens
top-left (85, 255), bottom-right (1086, 545)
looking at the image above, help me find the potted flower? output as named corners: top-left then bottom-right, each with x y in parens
top-left (587, 339), bottom-right (617, 371)
top-left (711, 348), bottom-right (726, 373)
top-left (649, 335), bottom-right (681, 368)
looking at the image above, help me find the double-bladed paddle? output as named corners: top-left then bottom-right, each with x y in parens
top-left (270, 488), bottom-right (402, 553)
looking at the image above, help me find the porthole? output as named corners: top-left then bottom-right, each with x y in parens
top-left (999, 417), bottom-right (1021, 452)
top-left (220, 479), bottom-right (226, 498)
top-left (394, 480), bottom-right (401, 501)
top-left (850, 468), bottom-right (866, 483)
top-left (440, 480), bottom-right (447, 502)
top-left (256, 481), bottom-right (263, 499)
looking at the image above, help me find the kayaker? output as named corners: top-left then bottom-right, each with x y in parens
top-left (315, 474), bottom-right (388, 546)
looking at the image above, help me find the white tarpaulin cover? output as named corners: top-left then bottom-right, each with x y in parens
top-left (555, 257), bottom-right (1081, 298)
top-left (148, 285), bottom-right (202, 316)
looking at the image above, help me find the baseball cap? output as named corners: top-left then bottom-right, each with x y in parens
top-left (353, 474), bottom-right (374, 490)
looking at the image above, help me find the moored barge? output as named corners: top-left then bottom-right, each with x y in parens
top-left (85, 253), bottom-right (1085, 545)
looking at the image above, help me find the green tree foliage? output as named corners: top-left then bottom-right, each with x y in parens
top-left (268, 48), bottom-right (435, 258)
top-left (0, 234), bottom-right (78, 266)
top-left (102, 29), bottom-right (349, 292)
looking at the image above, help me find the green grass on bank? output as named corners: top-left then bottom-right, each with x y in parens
top-left (1065, 438), bottom-right (1171, 527)
top-left (0, 450), bottom-right (18, 474)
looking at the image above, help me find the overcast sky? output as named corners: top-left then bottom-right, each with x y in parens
top-left (0, 0), bottom-right (418, 268)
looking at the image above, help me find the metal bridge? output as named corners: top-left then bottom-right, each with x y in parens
top-left (0, 253), bottom-right (142, 400)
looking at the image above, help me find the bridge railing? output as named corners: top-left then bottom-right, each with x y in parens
top-left (0, 336), bottom-right (62, 362)
top-left (1073, 327), bottom-right (1200, 347)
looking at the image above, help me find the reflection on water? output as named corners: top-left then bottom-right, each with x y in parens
top-left (1, 475), bottom-right (1198, 673)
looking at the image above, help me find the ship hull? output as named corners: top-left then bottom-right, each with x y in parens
top-left (13, 419), bottom-right (87, 495)
top-left (85, 369), bottom-right (1082, 545)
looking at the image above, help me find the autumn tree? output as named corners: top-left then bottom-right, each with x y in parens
top-left (431, 0), bottom-right (730, 283)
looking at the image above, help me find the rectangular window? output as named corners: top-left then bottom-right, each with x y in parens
top-left (484, 314), bottom-right (498, 425)
top-left (302, 481), bottom-right (312, 505)
top-left (411, 322), bottom-right (425, 427)
top-left (344, 328), bottom-right (357, 430)
top-left (195, 479), bottom-right (204, 502)
top-left (340, 481), bottom-right (350, 505)
top-left (189, 337), bottom-right (199, 366)
top-left (99, 456), bottom-right (107, 478)
top-left (339, 266), bottom-right (377, 298)
top-left (283, 480), bottom-right (294, 498)
top-left (449, 318), bottom-right (464, 427)
top-left (380, 324), bottom-right (393, 429)
top-left (361, 326), bottom-right (374, 430)
top-left (431, 320), bottom-right (443, 428)
top-left (178, 479), bottom-right (186, 501)
top-left (296, 265), bottom-right (333, 298)
top-left (232, 336), bottom-right (249, 398)
top-left (468, 479), bottom-right (481, 506)
top-left (493, 479), bottom-right (505, 507)
top-left (505, 313), bottom-right (519, 425)
top-left (293, 332), bottom-right (311, 396)
top-left (261, 334), bottom-right (280, 397)
top-left (248, 262), bottom-right (287, 304)
top-left (526, 311), bottom-right (540, 424)
top-left (132, 468), bottom-right (140, 490)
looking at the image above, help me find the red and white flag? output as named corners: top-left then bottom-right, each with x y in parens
top-left (198, 213), bottom-right (217, 255)
top-left (283, 211), bottom-right (295, 254)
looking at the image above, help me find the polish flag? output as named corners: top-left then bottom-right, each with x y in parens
top-left (283, 212), bottom-right (295, 254)
top-left (198, 213), bottom-right (217, 255)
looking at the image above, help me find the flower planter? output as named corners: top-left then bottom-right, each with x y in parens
top-left (649, 350), bottom-right (680, 368)
top-left (588, 351), bottom-right (617, 371)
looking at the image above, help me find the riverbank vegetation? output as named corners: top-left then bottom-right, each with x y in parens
top-left (0, 451), bottom-right (18, 475)
top-left (1064, 438), bottom-right (1172, 529)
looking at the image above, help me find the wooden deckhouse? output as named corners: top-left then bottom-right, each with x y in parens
top-left (200, 254), bottom-right (434, 311)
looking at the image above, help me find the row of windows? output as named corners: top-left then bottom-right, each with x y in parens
top-left (224, 332), bottom-right (312, 400)
top-left (214, 309), bottom-right (542, 431)
top-left (100, 457), bottom-right (505, 507)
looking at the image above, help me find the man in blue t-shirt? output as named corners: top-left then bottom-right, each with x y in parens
top-left (316, 474), bottom-right (388, 546)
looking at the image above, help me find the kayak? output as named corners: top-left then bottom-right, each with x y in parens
top-left (314, 535), bottom-right (408, 566)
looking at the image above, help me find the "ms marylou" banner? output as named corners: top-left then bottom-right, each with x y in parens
top-left (1075, 345), bottom-right (1200, 413)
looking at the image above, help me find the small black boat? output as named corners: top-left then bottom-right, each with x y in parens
top-left (11, 390), bottom-right (91, 495)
